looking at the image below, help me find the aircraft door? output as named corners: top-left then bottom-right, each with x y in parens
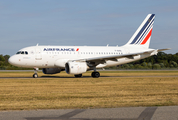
top-left (35, 48), bottom-right (42, 60)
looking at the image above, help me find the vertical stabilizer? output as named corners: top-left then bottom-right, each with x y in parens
top-left (125, 14), bottom-right (155, 48)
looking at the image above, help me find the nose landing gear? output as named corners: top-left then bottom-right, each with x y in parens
top-left (33, 68), bottom-right (39, 78)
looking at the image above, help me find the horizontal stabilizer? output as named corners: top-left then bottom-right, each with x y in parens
top-left (157, 48), bottom-right (171, 52)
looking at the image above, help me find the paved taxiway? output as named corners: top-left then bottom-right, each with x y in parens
top-left (0, 106), bottom-right (178, 120)
top-left (1, 75), bottom-right (178, 79)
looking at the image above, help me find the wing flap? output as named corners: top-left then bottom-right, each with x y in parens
top-left (71, 48), bottom-right (170, 66)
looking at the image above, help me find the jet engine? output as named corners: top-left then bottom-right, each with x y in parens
top-left (65, 61), bottom-right (88, 74)
top-left (42, 68), bottom-right (61, 74)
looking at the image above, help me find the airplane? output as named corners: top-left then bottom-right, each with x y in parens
top-left (8, 14), bottom-right (170, 78)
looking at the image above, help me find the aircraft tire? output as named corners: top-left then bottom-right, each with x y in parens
top-left (33, 73), bottom-right (38, 78)
top-left (91, 72), bottom-right (100, 78)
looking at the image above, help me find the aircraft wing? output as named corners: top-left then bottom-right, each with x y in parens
top-left (85, 50), bottom-right (155, 62)
top-left (85, 48), bottom-right (171, 62)
top-left (72, 48), bottom-right (170, 66)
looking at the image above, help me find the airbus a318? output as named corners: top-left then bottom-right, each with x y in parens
top-left (8, 14), bottom-right (169, 78)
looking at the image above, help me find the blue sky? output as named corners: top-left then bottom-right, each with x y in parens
top-left (0, 0), bottom-right (178, 55)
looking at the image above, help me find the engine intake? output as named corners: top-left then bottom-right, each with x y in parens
top-left (65, 61), bottom-right (87, 74)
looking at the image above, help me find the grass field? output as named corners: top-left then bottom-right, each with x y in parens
top-left (0, 70), bottom-right (178, 110)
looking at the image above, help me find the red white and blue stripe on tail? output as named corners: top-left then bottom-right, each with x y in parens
top-left (125, 14), bottom-right (155, 48)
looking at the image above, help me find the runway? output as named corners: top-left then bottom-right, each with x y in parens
top-left (1, 75), bottom-right (178, 79)
top-left (0, 106), bottom-right (178, 120)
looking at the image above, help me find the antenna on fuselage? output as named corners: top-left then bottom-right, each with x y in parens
top-left (36, 43), bottom-right (39, 46)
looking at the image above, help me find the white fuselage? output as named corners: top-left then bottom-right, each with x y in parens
top-left (9, 45), bottom-right (154, 69)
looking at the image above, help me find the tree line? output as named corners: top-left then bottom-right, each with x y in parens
top-left (0, 52), bottom-right (178, 70)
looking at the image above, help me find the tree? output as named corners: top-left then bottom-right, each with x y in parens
top-left (141, 62), bottom-right (147, 67)
top-left (153, 64), bottom-right (161, 69)
top-left (0, 55), bottom-right (5, 61)
top-left (159, 63), bottom-right (165, 68)
top-left (147, 62), bottom-right (152, 69)
top-left (4, 55), bottom-right (10, 62)
top-left (170, 61), bottom-right (177, 68)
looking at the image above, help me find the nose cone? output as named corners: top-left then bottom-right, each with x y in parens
top-left (8, 55), bottom-right (15, 65)
top-left (8, 55), bottom-right (20, 66)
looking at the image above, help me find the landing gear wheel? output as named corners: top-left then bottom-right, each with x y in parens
top-left (74, 74), bottom-right (82, 78)
top-left (91, 72), bottom-right (100, 78)
top-left (33, 73), bottom-right (38, 78)
top-left (33, 68), bottom-right (39, 78)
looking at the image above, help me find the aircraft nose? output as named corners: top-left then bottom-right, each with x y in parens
top-left (8, 56), bottom-right (14, 65)
top-left (8, 55), bottom-right (19, 66)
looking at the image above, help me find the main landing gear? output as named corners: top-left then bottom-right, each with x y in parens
top-left (91, 71), bottom-right (100, 78)
top-left (91, 67), bottom-right (100, 78)
top-left (33, 68), bottom-right (39, 78)
top-left (74, 72), bottom-right (100, 78)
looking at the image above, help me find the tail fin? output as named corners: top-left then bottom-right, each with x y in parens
top-left (125, 14), bottom-right (155, 48)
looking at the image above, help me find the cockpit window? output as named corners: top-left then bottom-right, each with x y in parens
top-left (16, 51), bottom-right (28, 55)
top-left (16, 51), bottom-right (21, 54)
top-left (25, 51), bottom-right (28, 54)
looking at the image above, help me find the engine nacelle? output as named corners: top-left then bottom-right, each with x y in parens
top-left (42, 68), bottom-right (61, 74)
top-left (65, 61), bottom-right (87, 74)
